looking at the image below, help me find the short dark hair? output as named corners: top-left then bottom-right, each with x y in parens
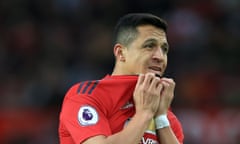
top-left (113, 13), bottom-right (168, 47)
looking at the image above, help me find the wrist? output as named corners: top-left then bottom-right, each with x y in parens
top-left (136, 109), bottom-right (155, 120)
top-left (132, 111), bottom-right (154, 131)
top-left (136, 110), bottom-right (154, 121)
top-left (154, 114), bottom-right (170, 129)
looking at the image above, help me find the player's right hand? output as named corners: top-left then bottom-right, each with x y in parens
top-left (133, 73), bottom-right (163, 118)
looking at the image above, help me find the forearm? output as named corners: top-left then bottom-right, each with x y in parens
top-left (154, 114), bottom-right (180, 144)
top-left (83, 112), bottom-right (153, 144)
top-left (155, 78), bottom-right (180, 144)
top-left (156, 127), bottom-right (180, 144)
top-left (107, 112), bottom-right (152, 144)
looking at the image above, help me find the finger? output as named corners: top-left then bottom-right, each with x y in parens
top-left (161, 78), bottom-right (175, 89)
top-left (144, 73), bottom-right (155, 86)
top-left (160, 80), bottom-right (169, 95)
top-left (136, 74), bottom-right (145, 87)
top-left (149, 76), bottom-right (161, 91)
top-left (161, 80), bottom-right (170, 86)
top-left (156, 82), bottom-right (163, 93)
top-left (161, 78), bottom-right (175, 85)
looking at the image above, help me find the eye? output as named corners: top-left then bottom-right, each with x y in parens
top-left (161, 42), bottom-right (169, 54)
top-left (143, 43), bottom-right (156, 48)
top-left (162, 46), bottom-right (169, 54)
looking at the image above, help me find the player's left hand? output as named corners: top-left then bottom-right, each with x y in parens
top-left (155, 77), bottom-right (175, 116)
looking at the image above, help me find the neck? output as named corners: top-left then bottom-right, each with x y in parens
top-left (111, 64), bottom-right (129, 76)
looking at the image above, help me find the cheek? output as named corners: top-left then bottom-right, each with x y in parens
top-left (130, 52), bottom-right (144, 62)
top-left (136, 55), bottom-right (150, 68)
top-left (162, 57), bottom-right (168, 70)
top-left (128, 51), bottom-right (150, 67)
top-left (165, 56), bottom-right (168, 65)
top-left (135, 54), bottom-right (147, 61)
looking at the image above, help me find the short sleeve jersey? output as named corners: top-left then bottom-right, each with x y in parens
top-left (59, 75), bottom-right (184, 144)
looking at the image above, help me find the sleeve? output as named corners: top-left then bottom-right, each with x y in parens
top-left (60, 89), bottom-right (112, 144)
top-left (167, 110), bottom-right (184, 144)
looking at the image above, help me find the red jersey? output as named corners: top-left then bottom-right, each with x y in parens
top-left (59, 75), bottom-right (184, 144)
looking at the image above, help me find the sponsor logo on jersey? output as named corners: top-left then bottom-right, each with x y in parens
top-left (120, 101), bottom-right (134, 109)
top-left (140, 118), bottom-right (159, 144)
top-left (141, 132), bottom-right (158, 144)
top-left (78, 105), bottom-right (98, 126)
top-left (141, 137), bottom-right (158, 144)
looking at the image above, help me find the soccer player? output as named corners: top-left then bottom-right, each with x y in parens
top-left (59, 13), bottom-right (184, 144)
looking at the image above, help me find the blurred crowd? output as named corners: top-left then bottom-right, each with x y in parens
top-left (0, 0), bottom-right (239, 143)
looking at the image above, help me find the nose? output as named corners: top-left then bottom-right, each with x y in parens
top-left (152, 47), bottom-right (164, 63)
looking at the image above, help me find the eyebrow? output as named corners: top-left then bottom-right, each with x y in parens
top-left (142, 38), bottom-right (157, 47)
top-left (143, 38), bottom-right (169, 48)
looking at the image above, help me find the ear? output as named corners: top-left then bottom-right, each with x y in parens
top-left (113, 44), bottom-right (126, 62)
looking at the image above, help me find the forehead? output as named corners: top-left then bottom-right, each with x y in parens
top-left (136, 25), bottom-right (167, 41)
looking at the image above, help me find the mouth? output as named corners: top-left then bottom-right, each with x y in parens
top-left (148, 66), bottom-right (163, 75)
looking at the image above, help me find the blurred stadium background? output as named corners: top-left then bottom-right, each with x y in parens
top-left (0, 0), bottom-right (240, 143)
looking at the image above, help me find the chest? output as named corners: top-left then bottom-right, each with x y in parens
top-left (107, 101), bottom-right (135, 133)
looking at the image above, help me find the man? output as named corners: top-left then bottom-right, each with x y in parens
top-left (59, 13), bottom-right (184, 144)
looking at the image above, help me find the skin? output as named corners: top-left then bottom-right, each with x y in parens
top-left (112, 25), bottom-right (168, 77)
top-left (83, 25), bottom-right (179, 144)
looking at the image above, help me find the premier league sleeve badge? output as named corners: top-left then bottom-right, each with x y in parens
top-left (78, 105), bottom-right (99, 126)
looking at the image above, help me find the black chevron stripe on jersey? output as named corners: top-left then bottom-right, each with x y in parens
top-left (88, 80), bottom-right (99, 94)
top-left (77, 82), bottom-right (85, 94)
top-left (77, 80), bottom-right (99, 95)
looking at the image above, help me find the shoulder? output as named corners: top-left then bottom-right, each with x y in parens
top-left (63, 79), bottom-right (113, 108)
top-left (64, 79), bottom-right (103, 97)
top-left (76, 80), bottom-right (100, 95)
top-left (60, 80), bottom-right (110, 119)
